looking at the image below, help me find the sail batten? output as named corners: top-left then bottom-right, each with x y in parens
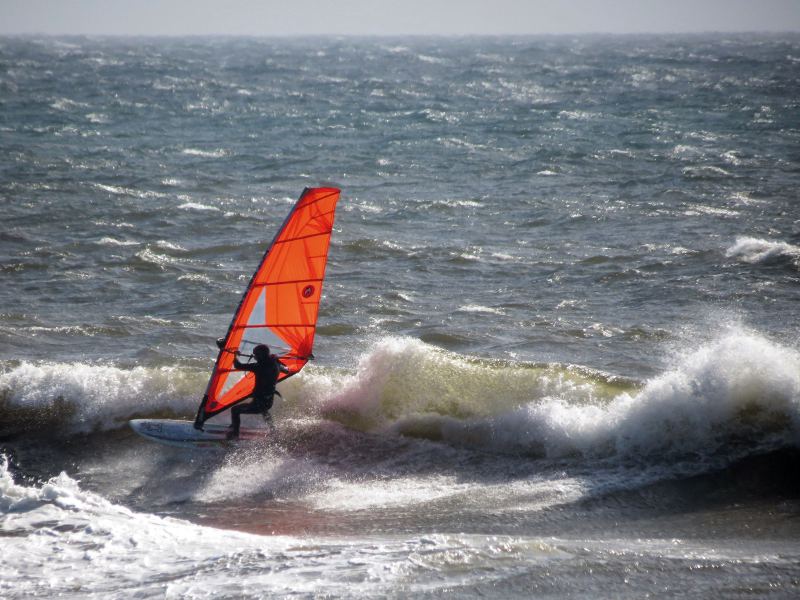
top-left (194, 187), bottom-right (341, 425)
top-left (252, 277), bottom-right (325, 288)
top-left (235, 323), bottom-right (315, 329)
top-left (271, 228), bottom-right (335, 245)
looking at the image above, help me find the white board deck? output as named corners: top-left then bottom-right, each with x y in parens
top-left (129, 419), bottom-right (270, 449)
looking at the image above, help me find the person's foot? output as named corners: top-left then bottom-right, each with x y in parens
top-left (226, 430), bottom-right (238, 440)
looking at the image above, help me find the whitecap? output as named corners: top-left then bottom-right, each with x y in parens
top-left (94, 183), bottom-right (127, 195)
top-left (50, 97), bottom-right (89, 111)
top-left (721, 150), bottom-right (743, 165)
top-left (725, 237), bottom-right (800, 265)
top-left (557, 110), bottom-right (595, 120)
top-left (684, 205), bottom-right (739, 217)
top-left (177, 273), bottom-right (212, 284)
top-left (93, 183), bottom-right (166, 199)
top-left (463, 328), bottom-right (800, 460)
top-left (416, 54), bottom-right (446, 64)
top-left (96, 237), bottom-right (139, 247)
top-left (180, 148), bottom-right (228, 158)
top-left (670, 145), bottom-right (704, 159)
top-left (729, 191), bottom-right (765, 206)
top-left (86, 113), bottom-right (109, 124)
top-left (457, 305), bottom-right (505, 315)
top-left (155, 240), bottom-right (186, 251)
top-left (177, 202), bottom-right (220, 212)
top-left (681, 165), bottom-right (731, 179)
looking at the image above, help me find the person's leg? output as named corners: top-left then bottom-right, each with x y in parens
top-left (229, 397), bottom-right (273, 438)
top-left (230, 403), bottom-right (245, 437)
top-left (230, 401), bottom-right (265, 437)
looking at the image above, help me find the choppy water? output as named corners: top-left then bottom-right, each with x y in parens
top-left (2, 35), bottom-right (800, 598)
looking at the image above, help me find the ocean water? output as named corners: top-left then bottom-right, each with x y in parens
top-left (1, 34), bottom-right (800, 598)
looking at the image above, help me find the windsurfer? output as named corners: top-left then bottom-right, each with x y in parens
top-left (227, 344), bottom-right (289, 439)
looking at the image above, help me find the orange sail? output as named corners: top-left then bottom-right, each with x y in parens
top-left (194, 187), bottom-right (341, 426)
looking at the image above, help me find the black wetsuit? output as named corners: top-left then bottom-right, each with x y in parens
top-left (230, 355), bottom-right (288, 435)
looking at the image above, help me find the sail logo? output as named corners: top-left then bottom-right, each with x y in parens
top-left (302, 285), bottom-right (315, 298)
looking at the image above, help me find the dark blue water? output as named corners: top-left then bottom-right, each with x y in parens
top-left (1, 35), bottom-right (800, 598)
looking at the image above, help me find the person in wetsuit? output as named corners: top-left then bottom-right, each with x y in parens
top-left (228, 343), bottom-right (289, 439)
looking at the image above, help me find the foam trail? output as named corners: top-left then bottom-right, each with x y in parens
top-left (0, 458), bottom-right (565, 597)
top-left (0, 457), bottom-right (279, 596)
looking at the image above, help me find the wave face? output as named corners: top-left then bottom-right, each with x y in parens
top-left (298, 329), bottom-right (800, 461)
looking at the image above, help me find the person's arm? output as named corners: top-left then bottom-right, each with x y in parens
top-left (233, 356), bottom-right (256, 371)
top-left (275, 357), bottom-right (290, 374)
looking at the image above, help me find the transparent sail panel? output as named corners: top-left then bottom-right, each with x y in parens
top-left (238, 287), bottom-right (288, 356)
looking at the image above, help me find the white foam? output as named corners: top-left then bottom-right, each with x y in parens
top-left (726, 236), bottom-right (800, 266)
top-left (681, 165), bottom-right (731, 178)
top-left (181, 148), bottom-right (228, 158)
top-left (177, 273), bottom-right (212, 284)
top-left (50, 97), bottom-right (89, 111)
top-left (155, 240), bottom-right (186, 251)
top-left (670, 144), bottom-right (704, 159)
top-left (134, 247), bottom-right (175, 267)
top-left (457, 304), bottom-right (505, 315)
top-left (684, 204), bottom-right (739, 217)
top-left (93, 183), bottom-right (167, 199)
top-left (86, 112), bottom-right (109, 124)
top-left (94, 182), bottom-right (127, 195)
top-left (178, 202), bottom-right (221, 212)
top-left (96, 236), bottom-right (139, 246)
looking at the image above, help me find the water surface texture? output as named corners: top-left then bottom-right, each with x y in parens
top-left (2, 35), bottom-right (800, 598)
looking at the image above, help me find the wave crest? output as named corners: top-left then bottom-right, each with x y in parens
top-left (726, 236), bottom-right (800, 267)
top-left (0, 362), bottom-right (202, 435)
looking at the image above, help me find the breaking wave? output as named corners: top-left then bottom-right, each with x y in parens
top-left (0, 362), bottom-right (203, 435)
top-left (300, 329), bottom-right (800, 461)
top-left (726, 236), bottom-right (800, 267)
top-left (3, 328), bottom-right (798, 466)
